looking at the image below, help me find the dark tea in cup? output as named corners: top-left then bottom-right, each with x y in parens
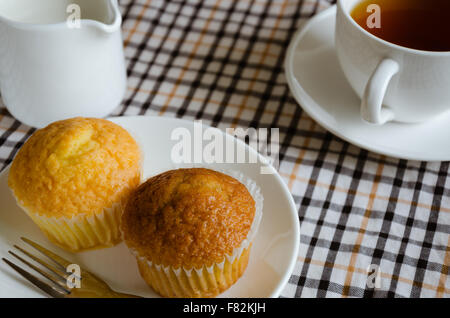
top-left (351, 0), bottom-right (450, 52)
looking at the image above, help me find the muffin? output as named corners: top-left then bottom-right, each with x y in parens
top-left (121, 168), bottom-right (263, 298)
top-left (8, 117), bottom-right (142, 252)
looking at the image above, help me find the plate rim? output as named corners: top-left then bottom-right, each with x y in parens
top-left (0, 115), bottom-right (300, 298)
top-left (284, 5), bottom-right (450, 162)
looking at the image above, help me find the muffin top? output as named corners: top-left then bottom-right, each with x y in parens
top-left (8, 117), bottom-right (141, 218)
top-left (121, 168), bottom-right (255, 269)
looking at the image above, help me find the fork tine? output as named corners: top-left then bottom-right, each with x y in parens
top-left (21, 237), bottom-right (72, 269)
top-left (13, 245), bottom-right (69, 280)
top-left (9, 250), bottom-right (69, 291)
top-left (2, 258), bottom-right (68, 298)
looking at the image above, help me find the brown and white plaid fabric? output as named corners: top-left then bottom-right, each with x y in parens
top-left (0, 0), bottom-right (449, 298)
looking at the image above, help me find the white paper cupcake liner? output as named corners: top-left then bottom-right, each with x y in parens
top-left (12, 194), bottom-right (124, 252)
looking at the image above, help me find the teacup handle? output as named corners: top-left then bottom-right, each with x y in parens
top-left (361, 58), bottom-right (399, 125)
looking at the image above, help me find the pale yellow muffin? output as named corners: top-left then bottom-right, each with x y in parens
top-left (8, 117), bottom-right (142, 252)
top-left (121, 168), bottom-right (259, 298)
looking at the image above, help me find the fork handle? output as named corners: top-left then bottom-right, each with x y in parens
top-left (67, 289), bottom-right (143, 298)
top-left (109, 291), bottom-right (143, 298)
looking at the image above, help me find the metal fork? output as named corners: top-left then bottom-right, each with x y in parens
top-left (2, 237), bottom-right (141, 298)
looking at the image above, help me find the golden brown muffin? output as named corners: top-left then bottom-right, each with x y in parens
top-left (8, 117), bottom-right (142, 252)
top-left (121, 168), bottom-right (257, 297)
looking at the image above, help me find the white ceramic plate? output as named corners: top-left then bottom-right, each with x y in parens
top-left (285, 6), bottom-right (450, 161)
top-left (0, 116), bottom-right (299, 298)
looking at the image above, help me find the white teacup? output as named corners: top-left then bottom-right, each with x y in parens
top-left (335, 0), bottom-right (450, 125)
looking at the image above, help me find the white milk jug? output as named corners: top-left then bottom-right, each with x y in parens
top-left (0, 0), bottom-right (126, 127)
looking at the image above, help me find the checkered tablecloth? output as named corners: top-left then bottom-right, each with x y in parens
top-left (0, 0), bottom-right (449, 298)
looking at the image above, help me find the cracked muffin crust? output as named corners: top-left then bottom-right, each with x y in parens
top-left (121, 168), bottom-right (255, 269)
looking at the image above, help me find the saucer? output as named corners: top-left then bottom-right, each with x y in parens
top-left (285, 6), bottom-right (450, 161)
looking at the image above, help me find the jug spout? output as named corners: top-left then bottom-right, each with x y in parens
top-left (77, 0), bottom-right (121, 33)
top-left (94, 0), bottom-right (121, 33)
